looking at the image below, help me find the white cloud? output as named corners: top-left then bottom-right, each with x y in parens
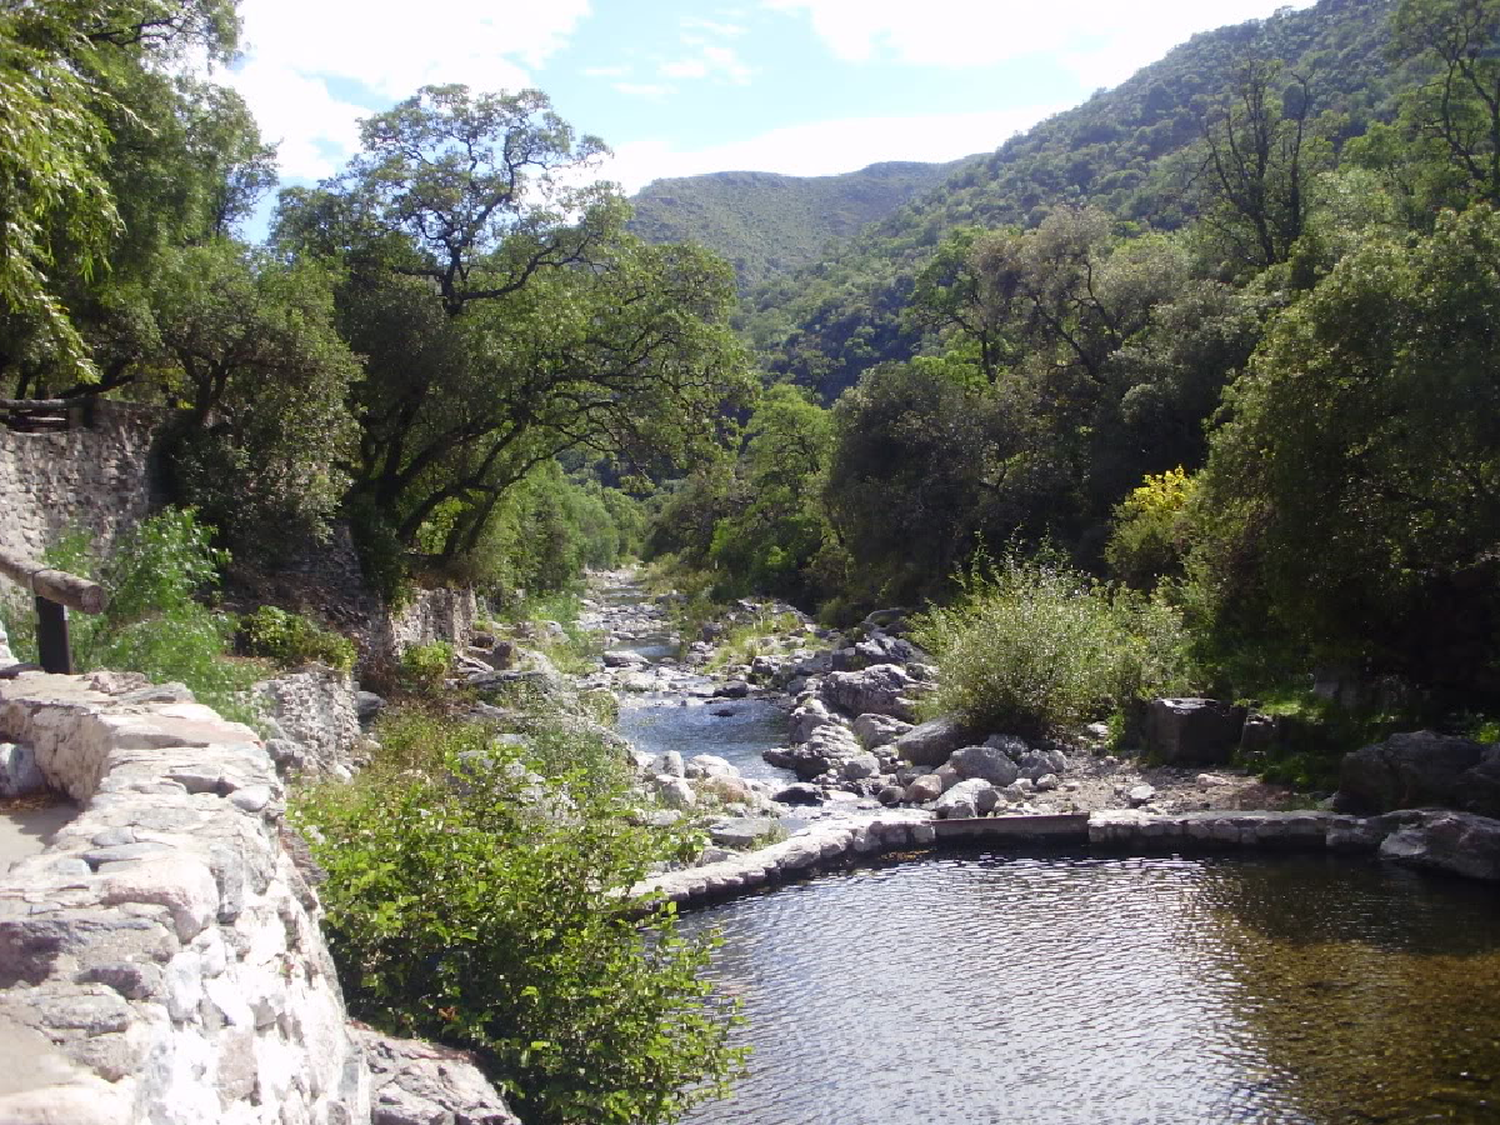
top-left (600, 104), bottom-right (1062, 194)
top-left (683, 16), bottom-right (748, 37)
top-left (660, 44), bottom-right (755, 84)
top-left (228, 0), bottom-right (591, 182)
top-left (763, 0), bottom-right (1310, 75)
top-left (584, 64), bottom-right (630, 78)
top-left (614, 82), bottom-right (674, 101)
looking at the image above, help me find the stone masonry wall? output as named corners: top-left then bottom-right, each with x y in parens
top-left (0, 669), bottom-right (368, 1124)
top-left (0, 667), bottom-right (518, 1125)
top-left (0, 402), bottom-right (176, 563)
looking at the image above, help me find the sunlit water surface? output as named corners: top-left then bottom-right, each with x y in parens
top-left (678, 852), bottom-right (1500, 1125)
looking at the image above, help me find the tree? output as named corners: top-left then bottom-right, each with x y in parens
top-left (147, 241), bottom-right (360, 545)
top-left (1194, 57), bottom-right (1329, 270)
top-left (278, 86), bottom-right (754, 570)
top-left (1189, 205), bottom-right (1500, 701)
top-left (0, 0), bottom-right (240, 389)
top-left (1390, 0), bottom-right (1500, 207)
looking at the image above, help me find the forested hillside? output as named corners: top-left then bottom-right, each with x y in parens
top-left (746, 0), bottom-right (1406, 399)
top-left (627, 158), bottom-right (977, 291)
top-left (651, 0), bottom-right (1500, 751)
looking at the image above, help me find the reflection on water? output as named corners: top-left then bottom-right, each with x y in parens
top-left (619, 699), bottom-right (793, 782)
top-left (680, 853), bottom-right (1500, 1125)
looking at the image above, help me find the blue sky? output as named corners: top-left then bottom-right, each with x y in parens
top-left (226, 0), bottom-right (1311, 198)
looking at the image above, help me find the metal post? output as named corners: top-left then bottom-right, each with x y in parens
top-left (35, 596), bottom-right (72, 674)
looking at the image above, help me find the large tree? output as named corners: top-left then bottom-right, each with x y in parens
top-left (277, 85), bottom-right (753, 569)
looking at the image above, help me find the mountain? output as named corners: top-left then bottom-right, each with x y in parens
top-left (745, 0), bottom-right (1409, 400)
top-left (626, 159), bottom-right (980, 291)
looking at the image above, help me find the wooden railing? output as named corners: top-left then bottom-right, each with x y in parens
top-left (0, 547), bottom-right (109, 674)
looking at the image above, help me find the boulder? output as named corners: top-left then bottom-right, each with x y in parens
top-left (1145, 698), bottom-right (1245, 766)
top-left (653, 751), bottom-right (686, 779)
top-left (894, 716), bottom-right (981, 767)
top-left (820, 664), bottom-right (917, 721)
top-left (840, 752), bottom-right (882, 781)
top-left (708, 817), bottom-right (780, 848)
top-left (1128, 784), bottom-right (1157, 807)
top-left (903, 774), bottom-right (944, 804)
top-left (948, 745), bottom-right (1020, 787)
top-left (603, 649), bottom-right (648, 668)
top-left (1335, 731), bottom-right (1494, 816)
top-left (788, 699), bottom-right (838, 744)
top-left (852, 713), bottom-right (913, 750)
top-left (718, 679), bottom-right (751, 699)
top-left (359, 1029), bottom-right (520, 1125)
top-left (684, 754), bottom-right (739, 780)
top-left (1377, 809), bottom-right (1500, 882)
top-left (877, 784), bottom-right (905, 807)
top-left (774, 782), bottom-right (824, 806)
top-left (1016, 747), bottom-right (1068, 780)
top-left (935, 778), bottom-right (998, 819)
top-left (654, 775), bottom-right (696, 809)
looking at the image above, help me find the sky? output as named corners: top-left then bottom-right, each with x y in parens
top-left (224, 0), bottom-right (1311, 203)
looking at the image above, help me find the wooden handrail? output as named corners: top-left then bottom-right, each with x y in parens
top-left (0, 549), bottom-right (109, 614)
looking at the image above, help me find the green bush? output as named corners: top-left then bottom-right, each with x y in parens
top-left (292, 729), bottom-right (743, 1125)
top-left (398, 640), bottom-right (453, 697)
top-left (239, 606), bottom-right (356, 671)
top-left (913, 552), bottom-right (1198, 736)
top-left (2, 511), bottom-right (260, 724)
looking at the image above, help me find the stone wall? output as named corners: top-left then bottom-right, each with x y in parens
top-left (384, 588), bottom-right (478, 658)
top-left (0, 670), bottom-right (516, 1124)
top-left (0, 402), bottom-right (176, 563)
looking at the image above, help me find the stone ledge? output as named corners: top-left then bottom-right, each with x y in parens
top-left (0, 668), bottom-right (517, 1125)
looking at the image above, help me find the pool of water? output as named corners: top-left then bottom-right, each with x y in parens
top-left (619, 699), bottom-right (795, 782)
top-left (679, 851), bottom-right (1500, 1125)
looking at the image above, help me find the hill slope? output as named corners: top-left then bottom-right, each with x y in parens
top-left (747, 0), bottom-right (1408, 399)
top-left (627, 159), bottom-right (979, 291)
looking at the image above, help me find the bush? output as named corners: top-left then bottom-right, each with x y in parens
top-left (398, 640), bottom-right (453, 697)
top-left (292, 727), bottom-right (743, 1125)
top-left (3, 510), bottom-right (260, 724)
top-left (913, 552), bottom-right (1198, 736)
top-left (1105, 466), bottom-right (1196, 590)
top-left (239, 606), bottom-right (356, 671)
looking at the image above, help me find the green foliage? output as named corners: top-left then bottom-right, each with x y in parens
top-left (628, 159), bottom-right (974, 292)
top-left (292, 722), bottom-right (744, 1125)
top-left (913, 552), bottom-right (1197, 736)
top-left (239, 606), bottom-right (355, 672)
top-left (1, 510), bottom-right (260, 722)
top-left (398, 641), bottom-right (454, 698)
top-left (1188, 205), bottom-right (1500, 703)
top-left (1105, 466), bottom-right (1198, 589)
top-left (707, 610), bottom-right (804, 672)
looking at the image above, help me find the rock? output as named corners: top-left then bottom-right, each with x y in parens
top-left (1128, 784), bottom-right (1157, 808)
top-left (1034, 773), bottom-right (1060, 792)
top-left (603, 650), bottom-right (649, 668)
top-left (653, 751), bottom-right (686, 778)
top-left (1017, 747), bottom-right (1068, 780)
top-left (0, 741), bottom-right (45, 798)
top-left (354, 690), bottom-right (386, 725)
top-left (718, 680), bottom-right (751, 699)
top-left (654, 776), bottom-right (696, 809)
top-left (1334, 731), bottom-right (1493, 816)
top-left (708, 818), bottom-right (779, 848)
top-left (840, 752), bottom-right (882, 781)
top-left (774, 782), bottom-right (824, 806)
top-left (948, 745), bottom-right (1020, 787)
top-left (852, 713), bottom-right (913, 750)
top-left (933, 763), bottom-right (962, 792)
top-left (894, 717), bottom-right (982, 767)
top-left (359, 1028), bottom-right (521, 1125)
top-left (936, 778), bottom-right (997, 819)
top-left (1145, 698), bottom-right (1245, 765)
top-left (684, 754), bottom-right (739, 780)
top-left (903, 774), bottom-right (944, 804)
top-left (1376, 809), bottom-right (1500, 882)
top-left (820, 664), bottom-right (917, 721)
top-left (877, 784), bottom-right (905, 807)
top-left (984, 733), bottom-right (1030, 759)
top-left (788, 699), bottom-right (837, 744)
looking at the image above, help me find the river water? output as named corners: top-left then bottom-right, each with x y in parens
top-left (594, 578), bottom-right (1500, 1124)
top-left (677, 850), bottom-right (1500, 1125)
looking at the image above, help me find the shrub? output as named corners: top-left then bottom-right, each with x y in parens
top-left (398, 640), bottom-right (453, 697)
top-left (1105, 466), bottom-right (1196, 590)
top-left (292, 730), bottom-right (744, 1125)
top-left (240, 606), bottom-right (356, 671)
top-left (3, 511), bottom-right (260, 724)
top-left (913, 552), bottom-right (1198, 736)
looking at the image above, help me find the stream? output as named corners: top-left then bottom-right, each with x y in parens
top-left (583, 573), bottom-right (1500, 1125)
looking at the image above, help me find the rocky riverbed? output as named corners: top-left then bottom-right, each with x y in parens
top-left (573, 568), bottom-right (1301, 832)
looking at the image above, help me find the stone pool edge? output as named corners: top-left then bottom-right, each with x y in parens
top-left (635, 806), bottom-right (1500, 907)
